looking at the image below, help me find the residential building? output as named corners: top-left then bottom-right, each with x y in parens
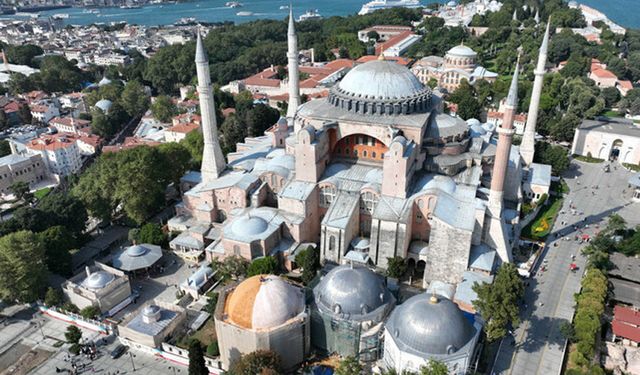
top-left (30, 102), bottom-right (60, 124)
top-left (25, 133), bottom-right (83, 177)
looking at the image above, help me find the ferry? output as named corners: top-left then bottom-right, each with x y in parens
top-left (120, 4), bottom-right (143, 9)
top-left (174, 17), bottom-right (196, 25)
top-left (358, 0), bottom-right (421, 15)
top-left (225, 2), bottom-right (243, 8)
top-left (297, 9), bottom-right (321, 22)
top-left (52, 13), bottom-right (69, 19)
top-left (279, 5), bottom-right (289, 9)
top-left (236, 11), bottom-right (254, 16)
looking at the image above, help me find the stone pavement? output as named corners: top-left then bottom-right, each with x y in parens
top-left (492, 160), bottom-right (640, 375)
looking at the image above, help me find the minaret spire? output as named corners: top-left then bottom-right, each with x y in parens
top-left (512, 9), bottom-right (517, 21)
top-left (534, 9), bottom-right (540, 24)
top-left (520, 20), bottom-right (550, 166)
top-left (489, 53), bottom-right (520, 211)
top-left (286, 6), bottom-right (301, 128)
top-left (195, 30), bottom-right (226, 182)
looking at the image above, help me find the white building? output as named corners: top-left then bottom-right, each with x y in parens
top-left (25, 133), bottom-right (84, 178)
top-left (571, 117), bottom-right (640, 165)
top-left (30, 102), bottom-right (60, 124)
top-left (93, 53), bottom-right (130, 66)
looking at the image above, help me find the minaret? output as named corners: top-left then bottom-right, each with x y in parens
top-left (534, 9), bottom-right (540, 24)
top-left (512, 9), bottom-right (517, 21)
top-left (489, 56), bottom-right (520, 211)
top-left (520, 21), bottom-right (550, 166)
top-left (1, 49), bottom-right (9, 72)
top-left (195, 31), bottom-right (226, 182)
top-left (286, 7), bottom-right (301, 128)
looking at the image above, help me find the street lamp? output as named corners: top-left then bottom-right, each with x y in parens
top-left (128, 351), bottom-right (136, 372)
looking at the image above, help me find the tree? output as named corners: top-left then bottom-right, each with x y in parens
top-left (419, 359), bottom-right (449, 375)
top-left (295, 245), bottom-right (320, 285)
top-left (560, 321), bottom-right (576, 341)
top-left (65, 325), bottom-right (82, 344)
top-left (601, 87), bottom-right (620, 107)
top-left (386, 256), bottom-right (407, 279)
top-left (91, 110), bottom-right (116, 138)
top-left (120, 80), bottom-right (150, 117)
top-left (181, 129), bottom-right (203, 168)
top-left (10, 181), bottom-right (31, 202)
top-left (151, 95), bottom-right (177, 123)
top-left (245, 104), bottom-right (280, 138)
top-left (247, 256), bottom-right (278, 277)
top-left (18, 104), bottom-right (32, 125)
top-left (211, 255), bottom-right (249, 281)
top-left (228, 350), bottom-right (282, 375)
top-left (0, 140), bottom-right (11, 157)
top-left (472, 263), bottom-right (525, 341)
top-left (0, 231), bottom-right (47, 302)
top-left (39, 226), bottom-right (75, 277)
top-left (136, 223), bottom-right (166, 245)
top-left (38, 191), bottom-right (88, 235)
top-left (220, 114), bottom-right (247, 155)
top-left (206, 341), bottom-right (219, 357)
top-left (366, 30), bottom-right (380, 41)
top-left (80, 305), bottom-right (101, 319)
top-left (335, 356), bottom-right (362, 375)
top-left (533, 142), bottom-right (570, 175)
top-left (0, 110), bottom-right (8, 130)
top-left (44, 287), bottom-right (62, 307)
top-left (188, 339), bottom-right (208, 375)
top-left (6, 44), bottom-right (43, 67)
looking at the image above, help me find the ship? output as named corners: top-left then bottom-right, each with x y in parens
top-left (52, 13), bottom-right (69, 19)
top-left (279, 5), bottom-right (289, 9)
top-left (358, 0), bottom-right (421, 15)
top-left (120, 4), bottom-right (143, 9)
top-left (236, 11), bottom-right (254, 16)
top-left (297, 9), bottom-right (321, 22)
top-left (225, 2), bottom-right (243, 8)
top-left (174, 17), bottom-right (196, 25)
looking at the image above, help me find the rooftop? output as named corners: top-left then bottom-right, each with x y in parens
top-left (578, 117), bottom-right (640, 138)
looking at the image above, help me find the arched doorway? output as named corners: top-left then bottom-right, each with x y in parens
top-left (611, 139), bottom-right (624, 161)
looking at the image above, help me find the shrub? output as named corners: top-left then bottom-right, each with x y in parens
top-left (386, 256), bottom-right (406, 279)
top-left (206, 341), bottom-right (219, 357)
top-left (80, 305), bottom-right (101, 320)
top-left (44, 287), bottom-right (62, 307)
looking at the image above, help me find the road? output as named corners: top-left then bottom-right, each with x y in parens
top-left (492, 160), bottom-right (640, 375)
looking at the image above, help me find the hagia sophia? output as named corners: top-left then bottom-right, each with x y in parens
top-left (168, 10), bottom-right (553, 374)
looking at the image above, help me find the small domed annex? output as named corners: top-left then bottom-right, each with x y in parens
top-left (328, 60), bottom-right (433, 115)
top-left (82, 271), bottom-right (115, 290)
top-left (386, 294), bottom-right (476, 356)
top-left (225, 275), bottom-right (305, 330)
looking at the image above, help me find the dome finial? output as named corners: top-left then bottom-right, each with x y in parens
top-left (378, 53), bottom-right (385, 61)
top-left (430, 292), bottom-right (439, 304)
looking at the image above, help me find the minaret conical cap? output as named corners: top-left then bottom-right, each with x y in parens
top-left (288, 6), bottom-right (295, 35)
top-left (506, 53), bottom-right (520, 107)
top-left (195, 30), bottom-right (207, 63)
top-left (540, 19), bottom-right (551, 56)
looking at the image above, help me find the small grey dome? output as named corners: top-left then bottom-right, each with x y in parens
top-left (95, 99), bottom-right (113, 113)
top-left (386, 294), bottom-right (475, 355)
top-left (143, 304), bottom-right (160, 316)
top-left (314, 265), bottom-right (392, 318)
top-left (447, 44), bottom-right (477, 58)
top-left (231, 216), bottom-right (269, 237)
top-left (82, 271), bottom-right (115, 290)
top-left (142, 304), bottom-right (161, 323)
top-left (127, 245), bottom-right (148, 257)
top-left (98, 76), bottom-right (112, 87)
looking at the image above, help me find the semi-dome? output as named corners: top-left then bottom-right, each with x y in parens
top-left (313, 265), bottom-right (393, 318)
top-left (225, 275), bottom-right (305, 330)
top-left (447, 44), bottom-right (477, 57)
top-left (82, 271), bottom-right (115, 290)
top-left (386, 294), bottom-right (475, 356)
top-left (328, 60), bottom-right (432, 116)
top-left (231, 215), bottom-right (269, 237)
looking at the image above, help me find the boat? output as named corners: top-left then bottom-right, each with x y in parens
top-left (120, 4), bottom-right (143, 9)
top-left (84, 9), bottom-right (100, 14)
top-left (297, 9), bottom-right (321, 22)
top-left (52, 13), bottom-right (69, 19)
top-left (225, 2), bottom-right (243, 8)
top-left (236, 11), bottom-right (254, 16)
top-left (15, 12), bottom-right (39, 18)
top-left (174, 17), bottom-right (196, 25)
top-left (358, 0), bottom-right (421, 15)
top-left (279, 5), bottom-right (289, 9)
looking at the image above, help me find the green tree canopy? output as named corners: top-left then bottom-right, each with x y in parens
top-left (65, 325), bottom-right (82, 344)
top-left (120, 80), bottom-right (150, 117)
top-left (151, 95), bottom-right (178, 123)
top-left (295, 245), bottom-right (320, 285)
top-left (472, 262), bottom-right (524, 341)
top-left (386, 256), bottom-right (407, 279)
top-left (0, 231), bottom-right (47, 302)
top-left (10, 181), bottom-right (31, 202)
top-left (335, 356), bottom-right (362, 375)
top-left (39, 226), bottom-right (75, 277)
top-left (228, 350), bottom-right (282, 375)
top-left (188, 339), bottom-right (208, 375)
top-left (247, 256), bottom-right (278, 277)
top-left (135, 223), bottom-right (166, 246)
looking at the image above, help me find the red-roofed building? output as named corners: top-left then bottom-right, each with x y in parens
top-left (357, 25), bottom-right (413, 43)
top-left (374, 30), bottom-right (421, 57)
top-left (25, 133), bottom-right (83, 177)
top-left (50, 116), bottom-right (92, 136)
top-left (487, 99), bottom-right (529, 135)
top-left (589, 60), bottom-right (618, 88)
top-left (612, 305), bottom-right (640, 345)
top-left (166, 113), bottom-right (201, 142)
top-left (617, 80), bottom-right (634, 97)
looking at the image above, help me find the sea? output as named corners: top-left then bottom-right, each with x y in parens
top-left (1, 0), bottom-right (639, 29)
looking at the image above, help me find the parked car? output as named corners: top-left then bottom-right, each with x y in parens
top-left (110, 344), bottom-right (127, 359)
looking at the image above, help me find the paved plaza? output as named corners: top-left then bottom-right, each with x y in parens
top-left (493, 160), bottom-right (640, 375)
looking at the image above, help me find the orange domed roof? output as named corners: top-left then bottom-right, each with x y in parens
top-left (224, 274), bottom-right (305, 330)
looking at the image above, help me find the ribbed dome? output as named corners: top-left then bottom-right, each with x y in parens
top-left (82, 271), bottom-right (115, 290)
top-left (328, 60), bottom-right (432, 116)
top-left (338, 60), bottom-right (426, 100)
top-left (225, 275), bottom-right (305, 330)
top-left (447, 44), bottom-right (477, 57)
top-left (231, 216), bottom-right (269, 237)
top-left (386, 294), bottom-right (475, 355)
top-left (313, 265), bottom-right (392, 318)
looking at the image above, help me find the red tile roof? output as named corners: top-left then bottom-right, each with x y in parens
top-left (591, 68), bottom-right (617, 79)
top-left (375, 30), bottom-right (413, 55)
top-left (613, 305), bottom-right (640, 343)
top-left (26, 134), bottom-right (79, 151)
top-left (102, 137), bottom-right (161, 153)
top-left (167, 122), bottom-right (199, 134)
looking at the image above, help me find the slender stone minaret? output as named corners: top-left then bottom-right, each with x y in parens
top-left (195, 31), bottom-right (226, 182)
top-left (490, 56), bottom-right (520, 211)
top-left (286, 7), bottom-right (301, 128)
top-left (512, 9), bottom-right (517, 21)
top-left (485, 57), bottom-right (520, 264)
top-left (520, 21), bottom-right (550, 166)
top-left (534, 9), bottom-right (540, 24)
top-left (1, 49), bottom-right (9, 72)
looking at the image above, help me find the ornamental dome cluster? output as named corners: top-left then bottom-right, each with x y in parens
top-left (328, 60), bottom-right (433, 116)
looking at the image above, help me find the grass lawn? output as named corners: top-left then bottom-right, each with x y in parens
top-left (34, 187), bottom-right (52, 200)
top-left (521, 195), bottom-right (563, 240)
top-left (551, 179), bottom-right (570, 195)
top-left (184, 318), bottom-right (216, 348)
top-left (603, 110), bottom-right (624, 118)
top-left (623, 163), bottom-right (640, 172)
top-left (573, 154), bottom-right (604, 163)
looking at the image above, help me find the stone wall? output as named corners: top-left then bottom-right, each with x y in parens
top-left (423, 217), bottom-right (472, 285)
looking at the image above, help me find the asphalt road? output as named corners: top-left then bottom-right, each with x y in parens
top-left (492, 160), bottom-right (640, 375)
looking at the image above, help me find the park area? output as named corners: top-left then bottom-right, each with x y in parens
top-left (521, 195), bottom-right (564, 240)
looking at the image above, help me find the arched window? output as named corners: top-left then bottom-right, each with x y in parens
top-left (372, 151), bottom-right (376, 158)
top-left (329, 236), bottom-right (336, 251)
top-left (363, 150), bottom-right (368, 158)
top-left (360, 191), bottom-right (379, 214)
top-left (320, 185), bottom-right (336, 207)
top-left (233, 245), bottom-right (240, 255)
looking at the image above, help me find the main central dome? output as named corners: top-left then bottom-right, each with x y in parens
top-left (328, 60), bottom-right (433, 116)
